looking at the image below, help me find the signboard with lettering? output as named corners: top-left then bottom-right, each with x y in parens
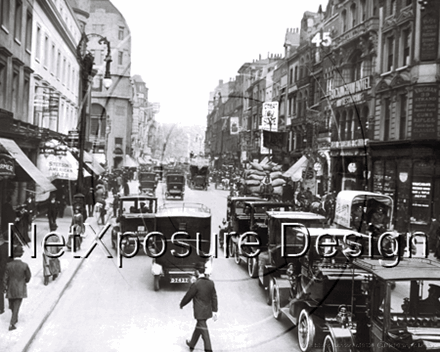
top-left (420, 13), bottom-right (439, 61)
top-left (0, 153), bottom-right (15, 178)
top-left (412, 181), bottom-right (431, 207)
top-left (261, 102), bottom-right (279, 131)
top-left (412, 85), bottom-right (438, 140)
top-left (329, 76), bottom-right (371, 100)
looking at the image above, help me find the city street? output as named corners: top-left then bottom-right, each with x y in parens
top-left (26, 181), bottom-right (300, 352)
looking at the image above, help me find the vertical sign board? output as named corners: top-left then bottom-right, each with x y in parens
top-left (420, 12), bottom-right (439, 62)
top-left (412, 85), bottom-right (438, 140)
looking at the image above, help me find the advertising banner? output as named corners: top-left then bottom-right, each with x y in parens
top-left (262, 102), bottom-right (279, 131)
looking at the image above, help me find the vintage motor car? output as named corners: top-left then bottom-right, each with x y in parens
top-left (327, 257), bottom-right (440, 352)
top-left (256, 212), bottom-right (328, 305)
top-left (333, 191), bottom-right (393, 234)
top-left (149, 202), bottom-right (212, 291)
top-left (264, 225), bottom-right (372, 352)
top-left (229, 201), bottom-right (295, 278)
top-left (138, 171), bottom-right (157, 197)
top-left (165, 173), bottom-right (185, 199)
top-left (111, 195), bottom-right (158, 252)
top-left (189, 164), bottom-right (209, 190)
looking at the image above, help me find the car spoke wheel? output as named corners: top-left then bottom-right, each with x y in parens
top-left (272, 281), bottom-right (281, 319)
top-left (265, 280), bottom-right (273, 305)
top-left (323, 335), bottom-right (335, 352)
top-left (247, 257), bottom-right (258, 278)
top-left (297, 309), bottom-right (316, 352)
top-left (234, 243), bottom-right (241, 264)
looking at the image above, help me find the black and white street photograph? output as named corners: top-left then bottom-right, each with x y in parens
top-left (1, 0), bottom-right (440, 351)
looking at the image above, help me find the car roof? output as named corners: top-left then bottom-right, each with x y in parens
top-left (157, 203), bottom-right (211, 217)
top-left (120, 195), bottom-right (157, 201)
top-left (354, 258), bottom-right (440, 280)
top-left (267, 211), bottom-right (326, 220)
top-left (244, 201), bottom-right (292, 207)
top-left (229, 196), bottom-right (263, 202)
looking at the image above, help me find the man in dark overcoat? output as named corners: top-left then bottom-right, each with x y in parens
top-left (0, 233), bottom-right (13, 314)
top-left (3, 245), bottom-right (31, 330)
top-left (180, 262), bottom-right (218, 352)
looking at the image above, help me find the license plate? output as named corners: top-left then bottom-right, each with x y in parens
top-left (137, 226), bottom-right (145, 231)
top-left (170, 277), bottom-right (188, 283)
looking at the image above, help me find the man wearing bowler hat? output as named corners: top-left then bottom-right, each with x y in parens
top-left (3, 245), bottom-right (31, 331)
top-left (180, 262), bottom-right (218, 352)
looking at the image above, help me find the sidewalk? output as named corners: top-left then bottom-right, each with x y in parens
top-left (0, 200), bottom-right (114, 352)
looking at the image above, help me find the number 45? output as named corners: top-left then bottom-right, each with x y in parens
top-left (311, 32), bottom-right (332, 47)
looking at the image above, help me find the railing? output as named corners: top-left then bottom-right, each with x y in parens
top-left (158, 202), bottom-right (211, 214)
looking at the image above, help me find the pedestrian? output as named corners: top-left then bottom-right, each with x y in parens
top-left (0, 233), bottom-right (13, 315)
top-left (47, 194), bottom-right (59, 232)
top-left (25, 194), bottom-right (36, 231)
top-left (180, 262), bottom-right (218, 352)
top-left (69, 206), bottom-right (84, 251)
top-left (1, 196), bottom-right (20, 244)
top-left (3, 245), bottom-right (31, 331)
top-left (42, 231), bottom-right (62, 285)
top-left (94, 185), bottom-right (106, 225)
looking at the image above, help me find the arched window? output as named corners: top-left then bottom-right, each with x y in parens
top-left (341, 9), bottom-right (347, 32)
top-left (350, 51), bottom-right (363, 81)
top-left (90, 104), bottom-right (106, 139)
top-left (350, 3), bottom-right (357, 28)
top-left (294, 66), bottom-right (298, 81)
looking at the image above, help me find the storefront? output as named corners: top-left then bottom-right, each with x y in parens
top-left (370, 142), bottom-right (440, 234)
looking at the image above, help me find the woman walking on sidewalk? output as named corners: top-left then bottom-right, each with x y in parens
top-left (42, 229), bottom-right (61, 285)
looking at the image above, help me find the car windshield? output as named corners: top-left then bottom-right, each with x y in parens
top-left (121, 199), bottom-right (154, 214)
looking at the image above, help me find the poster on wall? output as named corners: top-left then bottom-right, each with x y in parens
top-left (230, 117), bottom-right (239, 134)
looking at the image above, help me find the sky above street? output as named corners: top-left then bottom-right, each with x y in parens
top-left (109, 0), bottom-right (326, 127)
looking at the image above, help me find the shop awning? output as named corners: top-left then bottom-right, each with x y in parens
top-left (283, 155), bottom-right (308, 182)
top-left (125, 155), bottom-right (138, 168)
top-left (84, 151), bottom-right (105, 175)
top-left (36, 151), bottom-right (90, 182)
top-left (0, 138), bottom-right (56, 193)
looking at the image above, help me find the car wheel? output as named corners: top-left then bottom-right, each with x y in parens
top-left (272, 281), bottom-right (282, 320)
top-left (266, 279), bottom-right (273, 305)
top-left (322, 335), bottom-right (335, 352)
top-left (234, 243), bottom-right (241, 265)
top-left (247, 257), bottom-right (258, 278)
top-left (153, 275), bottom-right (160, 291)
top-left (297, 308), bottom-right (316, 352)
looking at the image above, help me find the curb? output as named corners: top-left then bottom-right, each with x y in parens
top-left (10, 215), bottom-right (103, 352)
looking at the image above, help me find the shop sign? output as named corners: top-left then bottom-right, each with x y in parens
top-left (261, 102), bottom-right (279, 131)
top-left (412, 181), bottom-right (431, 208)
top-left (230, 117), bottom-right (239, 135)
top-left (0, 153), bottom-right (15, 178)
top-left (348, 162), bottom-right (357, 173)
top-left (412, 85), bottom-right (438, 140)
top-left (334, 92), bottom-right (365, 107)
top-left (420, 13), bottom-right (439, 61)
top-left (331, 139), bottom-right (368, 149)
top-left (399, 172), bottom-right (408, 183)
top-left (329, 76), bottom-right (371, 100)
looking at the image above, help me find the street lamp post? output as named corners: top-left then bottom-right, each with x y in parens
top-left (76, 33), bottom-right (112, 197)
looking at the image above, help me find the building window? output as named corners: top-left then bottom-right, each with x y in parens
top-left (14, 0), bottom-right (22, 41)
top-left (0, 61), bottom-right (6, 106)
top-left (386, 37), bottom-right (394, 72)
top-left (23, 75), bottom-right (29, 119)
top-left (341, 9), bottom-right (347, 32)
top-left (12, 69), bottom-right (19, 112)
top-left (401, 28), bottom-right (411, 66)
top-left (43, 35), bottom-right (49, 68)
top-left (347, 109), bottom-right (353, 140)
top-left (360, 0), bottom-right (367, 21)
top-left (294, 66), bottom-right (298, 82)
top-left (350, 51), bottom-right (362, 81)
top-left (67, 63), bottom-right (70, 89)
top-left (350, 3), bottom-right (357, 28)
top-left (25, 11), bottom-right (32, 51)
top-left (118, 26), bottom-right (124, 40)
top-left (289, 68), bottom-right (293, 85)
top-left (56, 50), bottom-right (61, 78)
top-left (1, 0), bottom-right (10, 28)
top-left (383, 97), bottom-right (391, 141)
top-left (389, 0), bottom-right (396, 16)
top-left (293, 95), bottom-right (297, 115)
top-left (314, 78), bottom-right (321, 104)
top-left (62, 57), bottom-right (66, 84)
top-left (340, 111), bottom-right (347, 140)
top-left (51, 44), bottom-right (55, 73)
top-left (36, 26), bottom-right (42, 61)
top-left (399, 94), bottom-right (407, 139)
top-left (118, 51), bottom-right (123, 65)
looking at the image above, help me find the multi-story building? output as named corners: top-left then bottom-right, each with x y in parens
top-left (131, 74), bottom-right (159, 164)
top-left (371, 0), bottom-right (439, 233)
top-left (326, 0), bottom-right (379, 193)
top-left (30, 0), bottom-right (82, 134)
top-left (0, 0), bottom-right (57, 206)
top-left (86, 0), bottom-right (133, 169)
